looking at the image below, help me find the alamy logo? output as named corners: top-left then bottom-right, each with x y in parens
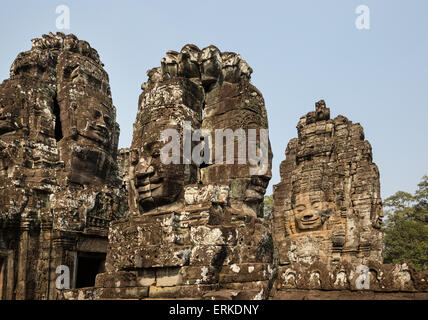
top-left (56, 5), bottom-right (70, 30)
top-left (355, 5), bottom-right (370, 30)
top-left (160, 121), bottom-right (269, 175)
top-left (355, 265), bottom-right (370, 290)
top-left (55, 265), bottom-right (70, 290)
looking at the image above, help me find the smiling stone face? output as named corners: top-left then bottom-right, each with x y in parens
top-left (130, 77), bottom-right (203, 213)
top-left (292, 193), bottom-right (332, 232)
top-left (132, 129), bottom-right (190, 211)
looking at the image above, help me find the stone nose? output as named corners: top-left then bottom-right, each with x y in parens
top-left (135, 159), bottom-right (155, 180)
top-left (95, 116), bottom-right (107, 128)
top-left (95, 124), bottom-right (108, 137)
top-left (138, 165), bottom-right (154, 176)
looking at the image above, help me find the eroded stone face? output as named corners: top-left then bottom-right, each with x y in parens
top-left (0, 46), bottom-right (59, 224)
top-left (200, 45), bottom-right (222, 89)
top-left (56, 51), bottom-right (119, 185)
top-left (0, 101), bottom-right (19, 137)
top-left (201, 80), bottom-right (272, 217)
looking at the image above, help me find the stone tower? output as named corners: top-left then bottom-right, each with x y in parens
top-left (0, 33), bottom-right (127, 300)
top-left (271, 100), bottom-right (387, 293)
top-left (82, 45), bottom-right (275, 300)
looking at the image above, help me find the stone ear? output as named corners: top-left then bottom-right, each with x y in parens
top-left (68, 126), bottom-right (78, 138)
top-left (321, 209), bottom-right (332, 223)
top-left (130, 149), bottom-right (139, 165)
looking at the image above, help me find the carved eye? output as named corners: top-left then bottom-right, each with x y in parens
top-left (312, 201), bottom-right (321, 209)
top-left (151, 148), bottom-right (161, 158)
top-left (64, 66), bottom-right (78, 79)
top-left (104, 115), bottom-right (111, 127)
top-left (94, 110), bottom-right (102, 119)
top-left (295, 205), bottom-right (306, 213)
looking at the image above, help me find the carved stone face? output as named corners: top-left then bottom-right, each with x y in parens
top-left (133, 134), bottom-right (186, 211)
top-left (131, 78), bottom-right (202, 212)
top-left (292, 193), bottom-right (332, 232)
top-left (178, 44), bottom-right (200, 79)
top-left (161, 51), bottom-right (180, 79)
top-left (57, 52), bottom-right (118, 185)
top-left (0, 87), bottom-right (22, 181)
top-left (200, 46), bottom-right (222, 88)
top-left (0, 79), bottom-right (40, 140)
top-left (73, 96), bottom-right (114, 150)
top-left (201, 80), bottom-right (271, 216)
top-left (0, 102), bottom-right (18, 137)
top-left (65, 97), bottom-right (117, 185)
top-left (371, 203), bottom-right (384, 229)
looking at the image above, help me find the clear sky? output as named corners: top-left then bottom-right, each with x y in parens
top-left (0, 0), bottom-right (427, 198)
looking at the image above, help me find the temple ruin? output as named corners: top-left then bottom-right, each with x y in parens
top-left (0, 33), bottom-right (427, 300)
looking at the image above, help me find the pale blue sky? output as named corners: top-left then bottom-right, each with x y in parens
top-left (1, 0), bottom-right (427, 198)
